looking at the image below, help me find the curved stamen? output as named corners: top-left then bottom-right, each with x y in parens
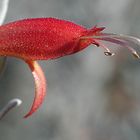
top-left (96, 36), bottom-right (140, 59)
top-left (96, 33), bottom-right (140, 58)
top-left (94, 40), bottom-right (115, 56)
top-left (82, 33), bottom-right (140, 59)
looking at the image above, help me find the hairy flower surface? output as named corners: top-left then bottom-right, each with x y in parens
top-left (0, 18), bottom-right (139, 118)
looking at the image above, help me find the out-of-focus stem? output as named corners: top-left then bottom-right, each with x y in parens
top-left (0, 0), bottom-right (9, 25)
top-left (0, 98), bottom-right (22, 120)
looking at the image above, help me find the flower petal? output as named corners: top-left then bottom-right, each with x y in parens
top-left (24, 60), bottom-right (46, 118)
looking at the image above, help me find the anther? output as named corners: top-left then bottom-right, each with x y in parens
top-left (104, 51), bottom-right (115, 56)
top-left (132, 51), bottom-right (140, 59)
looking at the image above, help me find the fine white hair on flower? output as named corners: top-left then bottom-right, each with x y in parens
top-left (0, 0), bottom-right (9, 25)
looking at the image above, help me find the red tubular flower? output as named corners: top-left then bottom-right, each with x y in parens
top-left (0, 18), bottom-right (139, 118)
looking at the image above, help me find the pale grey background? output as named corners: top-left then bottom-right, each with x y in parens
top-left (1, 0), bottom-right (140, 140)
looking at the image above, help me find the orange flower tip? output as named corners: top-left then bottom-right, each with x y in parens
top-left (24, 112), bottom-right (33, 118)
top-left (23, 100), bottom-right (44, 118)
top-left (23, 60), bottom-right (46, 119)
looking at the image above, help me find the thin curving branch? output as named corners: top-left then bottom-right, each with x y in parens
top-left (0, 98), bottom-right (22, 120)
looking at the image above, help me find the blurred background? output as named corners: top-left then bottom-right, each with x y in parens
top-left (1, 0), bottom-right (140, 140)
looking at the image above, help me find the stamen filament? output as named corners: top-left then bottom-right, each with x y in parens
top-left (82, 33), bottom-right (140, 59)
top-left (94, 40), bottom-right (115, 56)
